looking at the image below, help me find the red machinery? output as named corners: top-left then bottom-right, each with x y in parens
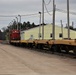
top-left (10, 30), bottom-right (20, 40)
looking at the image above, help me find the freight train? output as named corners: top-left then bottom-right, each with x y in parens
top-left (9, 24), bottom-right (76, 54)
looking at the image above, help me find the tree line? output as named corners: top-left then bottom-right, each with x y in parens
top-left (7, 21), bottom-right (37, 31)
top-left (65, 26), bottom-right (76, 31)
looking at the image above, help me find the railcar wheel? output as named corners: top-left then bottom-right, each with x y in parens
top-left (55, 45), bottom-right (61, 53)
top-left (50, 45), bottom-right (57, 54)
top-left (37, 44), bottom-right (43, 49)
top-left (65, 49), bottom-right (69, 54)
top-left (64, 46), bottom-right (69, 54)
top-left (73, 46), bottom-right (76, 55)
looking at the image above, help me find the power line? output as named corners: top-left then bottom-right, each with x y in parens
top-left (44, 0), bottom-right (52, 16)
top-left (0, 20), bottom-right (12, 21)
top-left (0, 13), bottom-right (41, 18)
top-left (0, 11), bottom-right (53, 18)
top-left (44, 0), bottom-right (51, 5)
top-left (0, 15), bottom-right (17, 17)
top-left (21, 13), bottom-right (39, 17)
top-left (56, 8), bottom-right (67, 13)
top-left (56, 8), bottom-right (76, 15)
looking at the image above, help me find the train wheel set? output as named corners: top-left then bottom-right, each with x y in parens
top-left (10, 39), bottom-right (76, 55)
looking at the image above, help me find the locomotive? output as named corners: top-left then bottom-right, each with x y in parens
top-left (9, 30), bottom-right (20, 40)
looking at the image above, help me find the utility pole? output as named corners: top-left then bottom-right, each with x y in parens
top-left (10, 21), bottom-right (13, 30)
top-left (9, 22), bottom-right (11, 30)
top-left (18, 15), bottom-right (21, 23)
top-left (18, 15), bottom-right (21, 30)
top-left (11, 20), bottom-right (14, 30)
top-left (12, 19), bottom-right (15, 29)
top-left (72, 21), bottom-right (74, 28)
top-left (67, 0), bottom-right (70, 39)
top-left (39, 12), bottom-right (41, 39)
top-left (52, 0), bottom-right (56, 40)
top-left (16, 17), bottom-right (18, 30)
top-left (42, 0), bottom-right (44, 39)
top-left (60, 20), bottom-right (63, 39)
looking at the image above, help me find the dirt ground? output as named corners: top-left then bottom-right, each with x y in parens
top-left (0, 44), bottom-right (76, 75)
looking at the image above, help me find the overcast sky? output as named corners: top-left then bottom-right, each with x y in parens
top-left (0, 0), bottom-right (76, 30)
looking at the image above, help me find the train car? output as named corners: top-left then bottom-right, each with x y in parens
top-left (10, 30), bottom-right (20, 40)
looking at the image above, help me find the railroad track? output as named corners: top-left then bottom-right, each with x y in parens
top-left (26, 47), bottom-right (76, 59)
top-left (1, 43), bottom-right (76, 59)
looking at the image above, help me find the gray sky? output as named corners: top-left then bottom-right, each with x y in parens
top-left (0, 0), bottom-right (76, 30)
